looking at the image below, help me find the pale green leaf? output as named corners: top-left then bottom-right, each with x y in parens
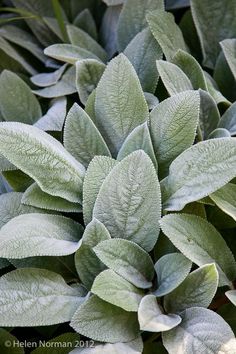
top-left (208, 128), bottom-right (231, 139)
top-left (0, 122), bottom-right (85, 203)
top-left (204, 71), bottom-right (231, 106)
top-left (214, 51), bottom-right (236, 103)
top-left (83, 156), bottom-right (117, 225)
top-left (163, 307), bottom-right (236, 354)
top-left (22, 182), bottom-right (82, 213)
top-left (144, 92), bottom-right (159, 110)
top-left (75, 59), bottom-right (105, 105)
top-left (138, 295), bottom-right (181, 332)
top-left (160, 214), bottom-right (236, 286)
top-left (73, 9), bottom-right (97, 40)
top-left (93, 238), bottom-right (154, 289)
top-left (117, 0), bottom-right (164, 51)
top-left (147, 10), bottom-right (187, 61)
top-left (95, 54), bottom-right (149, 155)
top-left (93, 151), bottom-right (161, 251)
top-left (0, 70), bottom-right (42, 124)
top-left (34, 97), bottom-right (67, 131)
top-left (92, 269), bottom-right (144, 311)
top-left (199, 89), bottom-right (220, 139)
top-left (70, 338), bottom-right (142, 354)
top-left (64, 104), bottom-right (111, 168)
top-left (161, 138), bottom-right (236, 211)
top-left (117, 122), bottom-right (157, 169)
top-left (0, 268), bottom-right (84, 326)
top-left (31, 64), bottom-right (67, 87)
top-left (210, 183), bottom-right (236, 221)
top-left (124, 28), bottom-right (162, 93)
top-left (102, 0), bottom-right (123, 5)
top-left (150, 91), bottom-right (200, 177)
top-left (226, 290), bottom-right (236, 306)
top-left (0, 213), bottom-right (83, 258)
top-left (218, 101), bottom-right (236, 135)
top-left (220, 39), bottom-right (236, 80)
top-left (154, 253), bottom-right (192, 297)
top-left (164, 264), bottom-right (218, 313)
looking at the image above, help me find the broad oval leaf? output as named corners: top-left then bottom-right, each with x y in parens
top-left (138, 295), bottom-right (181, 332)
top-left (199, 89), bottom-right (220, 139)
top-left (160, 214), bottom-right (236, 286)
top-left (0, 70), bottom-right (42, 124)
top-left (164, 264), bottom-right (218, 313)
top-left (95, 54), bottom-right (149, 156)
top-left (93, 238), bottom-right (154, 289)
top-left (208, 128), bottom-right (231, 139)
top-left (161, 138), bottom-right (236, 211)
top-left (220, 39), bottom-right (236, 81)
top-left (64, 103), bottom-right (111, 168)
top-left (226, 290), bottom-right (236, 306)
top-left (31, 64), bottom-right (67, 87)
top-left (210, 183), bottom-right (236, 221)
top-left (70, 295), bottom-right (140, 343)
top-left (93, 151), bottom-right (161, 251)
top-left (163, 307), bottom-right (236, 354)
top-left (0, 122), bottom-right (85, 203)
top-left (0, 268), bottom-right (84, 326)
top-left (0, 213), bottom-right (83, 258)
top-left (73, 9), bottom-right (97, 40)
top-left (154, 253), bottom-right (192, 297)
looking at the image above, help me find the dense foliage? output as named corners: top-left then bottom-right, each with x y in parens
top-left (0, 0), bottom-right (236, 353)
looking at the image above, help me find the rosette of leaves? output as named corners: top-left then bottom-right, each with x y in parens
top-left (0, 0), bottom-right (236, 353)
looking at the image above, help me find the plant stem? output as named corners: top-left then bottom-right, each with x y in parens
top-left (51, 0), bottom-right (68, 42)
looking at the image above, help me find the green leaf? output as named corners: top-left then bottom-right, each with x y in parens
top-left (147, 10), bottom-right (187, 61)
top-left (70, 295), bottom-right (140, 343)
top-left (150, 91), bottom-right (200, 177)
top-left (220, 39), bottom-right (236, 80)
top-left (218, 101), bottom-right (236, 135)
top-left (138, 295), bottom-right (181, 332)
top-left (117, 0), bottom-right (164, 51)
top-left (64, 104), bottom-right (111, 168)
top-left (83, 156), bottom-right (117, 225)
top-left (124, 28), bottom-right (162, 93)
top-left (164, 264), bottom-right (218, 313)
top-left (0, 122), bottom-right (85, 203)
top-left (156, 60), bottom-right (193, 95)
top-left (199, 89), bottom-right (220, 139)
top-left (204, 71), bottom-right (231, 106)
top-left (22, 182), bottom-right (82, 213)
top-left (163, 307), bottom-right (236, 354)
top-left (73, 9), bottom-right (97, 40)
top-left (214, 51), bottom-right (236, 103)
top-left (67, 25), bottom-right (107, 62)
top-left (161, 138), bottom-right (236, 211)
top-left (154, 253), bottom-right (192, 297)
top-left (44, 44), bottom-right (101, 65)
top-left (95, 54), bottom-right (149, 155)
top-left (102, 0), bottom-right (124, 4)
top-left (31, 64), bottom-right (67, 87)
top-left (210, 183), bottom-right (236, 221)
top-left (0, 328), bottom-right (24, 354)
top-left (117, 122), bottom-right (157, 169)
top-left (31, 333), bottom-right (80, 354)
top-left (92, 269), bottom-right (144, 311)
top-left (75, 59), bottom-right (106, 105)
top-left (0, 213), bottom-right (83, 258)
top-left (93, 151), bottom-right (161, 251)
top-left (208, 128), bottom-right (231, 139)
top-left (191, 0), bottom-right (236, 69)
top-left (75, 218), bottom-right (111, 290)
top-left (144, 92), bottom-right (159, 110)
top-left (0, 70), bottom-right (42, 124)
top-left (226, 290), bottom-right (236, 306)
top-left (93, 238), bottom-right (154, 289)
top-left (160, 214), bottom-right (236, 286)
top-left (0, 268), bottom-right (84, 326)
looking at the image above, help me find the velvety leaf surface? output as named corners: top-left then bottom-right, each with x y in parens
top-left (218, 102), bottom-right (236, 135)
top-left (44, 44), bottom-right (101, 64)
top-left (210, 183), bottom-right (236, 221)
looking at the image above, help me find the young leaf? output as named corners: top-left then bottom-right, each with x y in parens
top-left (64, 103), bottom-right (111, 168)
top-left (0, 268), bottom-right (84, 326)
top-left (93, 151), bottom-right (161, 251)
top-left (22, 182), bottom-right (82, 213)
top-left (0, 70), bottom-right (42, 124)
top-left (160, 214), bottom-right (236, 286)
top-left (75, 219), bottom-right (111, 290)
top-left (147, 10), bottom-right (187, 61)
top-left (0, 122), bottom-right (85, 203)
top-left (138, 295), bottom-right (181, 332)
top-left (210, 183), bottom-right (236, 221)
top-left (31, 64), bottom-right (67, 87)
top-left (93, 239), bottom-right (154, 289)
top-left (124, 28), bottom-right (162, 93)
top-left (154, 253), bottom-right (192, 297)
top-left (218, 101), bottom-right (236, 135)
top-left (117, 122), bottom-right (157, 169)
top-left (163, 307), bottom-right (236, 354)
top-left (150, 91), bottom-right (200, 177)
top-left (75, 59), bottom-right (106, 105)
top-left (164, 264), bottom-right (218, 313)
top-left (117, 0), bottom-right (164, 51)
top-left (95, 54), bottom-right (149, 155)
top-left (161, 138), bottom-right (236, 211)
top-left (83, 156), bottom-right (117, 225)
top-left (220, 39), bottom-right (236, 80)
top-left (91, 269), bottom-right (144, 311)
top-left (70, 295), bottom-right (140, 343)
top-left (0, 213), bottom-right (83, 258)
top-left (44, 44), bottom-right (101, 64)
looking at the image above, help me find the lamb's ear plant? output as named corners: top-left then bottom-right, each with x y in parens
top-left (0, 0), bottom-right (236, 353)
